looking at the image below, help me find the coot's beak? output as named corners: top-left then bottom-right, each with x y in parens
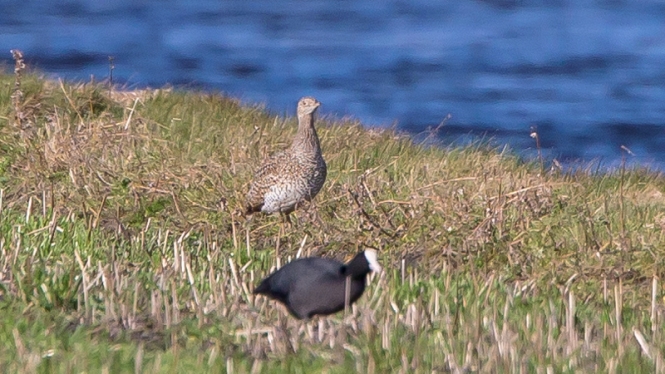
top-left (364, 249), bottom-right (382, 274)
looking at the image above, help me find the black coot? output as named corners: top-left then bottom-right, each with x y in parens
top-left (253, 250), bottom-right (382, 319)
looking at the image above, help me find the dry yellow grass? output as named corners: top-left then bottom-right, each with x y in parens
top-left (1, 57), bottom-right (665, 372)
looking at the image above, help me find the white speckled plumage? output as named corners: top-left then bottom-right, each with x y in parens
top-left (246, 97), bottom-right (327, 217)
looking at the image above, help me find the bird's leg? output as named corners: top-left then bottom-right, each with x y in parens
top-left (275, 221), bottom-right (282, 268)
top-left (245, 215), bottom-right (252, 257)
top-left (304, 319), bottom-right (315, 344)
top-left (338, 276), bottom-right (351, 347)
top-left (274, 212), bottom-right (292, 268)
top-left (344, 276), bottom-right (351, 317)
top-left (277, 314), bottom-right (295, 354)
top-left (281, 211), bottom-right (294, 228)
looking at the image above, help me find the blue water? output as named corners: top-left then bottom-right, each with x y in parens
top-left (3, 1), bottom-right (665, 170)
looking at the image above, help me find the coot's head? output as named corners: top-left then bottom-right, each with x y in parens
top-left (342, 249), bottom-right (382, 278)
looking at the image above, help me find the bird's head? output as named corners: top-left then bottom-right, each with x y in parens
top-left (363, 249), bottom-right (382, 274)
top-left (297, 96), bottom-right (321, 116)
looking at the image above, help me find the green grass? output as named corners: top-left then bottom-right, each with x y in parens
top-left (1, 62), bottom-right (665, 373)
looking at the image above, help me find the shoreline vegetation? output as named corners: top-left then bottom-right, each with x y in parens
top-left (1, 58), bottom-right (665, 372)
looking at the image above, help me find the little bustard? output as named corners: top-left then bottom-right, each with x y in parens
top-left (245, 96), bottom-right (327, 223)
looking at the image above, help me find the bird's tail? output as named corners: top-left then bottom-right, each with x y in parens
top-left (245, 203), bottom-right (263, 217)
top-left (252, 280), bottom-right (269, 295)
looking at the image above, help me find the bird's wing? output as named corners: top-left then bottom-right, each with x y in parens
top-left (245, 152), bottom-right (291, 211)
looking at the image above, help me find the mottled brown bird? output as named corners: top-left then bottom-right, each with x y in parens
top-left (245, 97), bottom-right (327, 222)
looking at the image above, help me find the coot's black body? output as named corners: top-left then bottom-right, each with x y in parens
top-left (253, 250), bottom-right (381, 319)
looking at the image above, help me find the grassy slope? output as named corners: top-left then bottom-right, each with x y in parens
top-left (1, 70), bottom-right (665, 373)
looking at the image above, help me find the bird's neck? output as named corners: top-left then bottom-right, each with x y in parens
top-left (341, 258), bottom-right (368, 280)
top-left (290, 113), bottom-right (321, 153)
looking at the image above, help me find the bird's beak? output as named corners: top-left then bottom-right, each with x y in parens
top-left (370, 262), bottom-right (382, 274)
